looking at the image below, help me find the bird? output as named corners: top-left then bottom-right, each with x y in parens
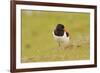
top-left (52, 24), bottom-right (70, 49)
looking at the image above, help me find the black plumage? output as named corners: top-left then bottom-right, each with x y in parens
top-left (54, 24), bottom-right (69, 37)
top-left (53, 24), bottom-right (70, 48)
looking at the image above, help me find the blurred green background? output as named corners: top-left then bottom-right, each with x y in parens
top-left (21, 10), bottom-right (90, 63)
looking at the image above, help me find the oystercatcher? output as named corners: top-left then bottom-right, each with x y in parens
top-left (52, 24), bottom-right (70, 49)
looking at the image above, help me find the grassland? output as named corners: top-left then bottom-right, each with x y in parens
top-left (21, 10), bottom-right (90, 63)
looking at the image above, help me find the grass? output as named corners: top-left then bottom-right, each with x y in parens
top-left (21, 10), bottom-right (90, 63)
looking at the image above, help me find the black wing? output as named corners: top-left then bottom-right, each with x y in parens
top-left (66, 32), bottom-right (69, 37)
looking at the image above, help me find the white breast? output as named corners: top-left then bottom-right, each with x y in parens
top-left (52, 32), bottom-right (70, 45)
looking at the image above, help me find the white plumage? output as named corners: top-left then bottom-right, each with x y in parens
top-left (52, 24), bottom-right (70, 49)
top-left (52, 32), bottom-right (70, 48)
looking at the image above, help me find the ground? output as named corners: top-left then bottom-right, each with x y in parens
top-left (21, 10), bottom-right (90, 63)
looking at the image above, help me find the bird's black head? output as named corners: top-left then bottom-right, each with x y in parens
top-left (56, 24), bottom-right (64, 31)
top-left (54, 24), bottom-right (64, 36)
